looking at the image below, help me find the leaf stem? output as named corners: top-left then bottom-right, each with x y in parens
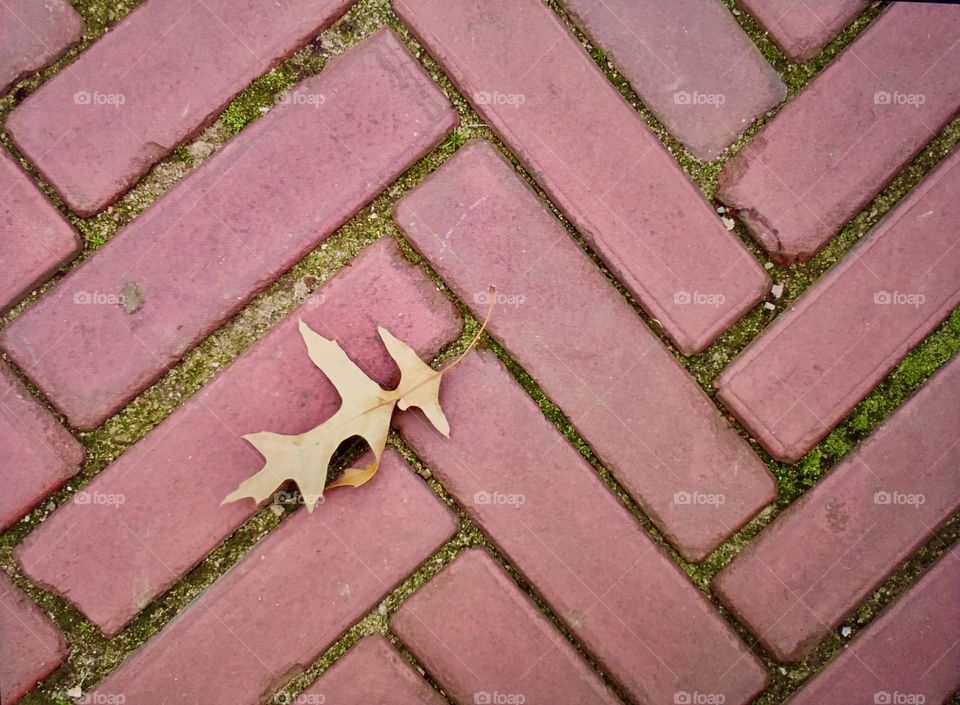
top-left (444, 284), bottom-right (496, 371)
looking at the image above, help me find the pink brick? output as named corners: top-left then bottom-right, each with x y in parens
top-left (788, 543), bottom-right (960, 705)
top-left (0, 361), bottom-right (83, 531)
top-left (393, 550), bottom-right (621, 705)
top-left (86, 450), bottom-right (456, 705)
top-left (393, 0), bottom-right (769, 355)
top-left (715, 356), bottom-right (960, 662)
top-left (6, 0), bottom-right (356, 215)
top-left (0, 573), bottom-right (69, 704)
top-left (398, 352), bottom-right (768, 705)
top-left (738, 0), bottom-right (867, 62)
top-left (719, 4), bottom-right (960, 263)
top-left (1, 28), bottom-right (456, 431)
top-left (0, 150), bottom-right (81, 315)
top-left (559, 0), bottom-right (785, 159)
top-left (15, 239), bottom-right (461, 636)
top-left (717, 148), bottom-right (960, 463)
top-left (296, 635), bottom-right (445, 705)
top-left (395, 140), bottom-right (775, 560)
top-left (0, 0), bottom-right (83, 94)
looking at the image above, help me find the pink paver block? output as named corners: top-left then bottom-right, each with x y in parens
top-left (6, 0), bottom-right (357, 215)
top-left (393, 0), bottom-right (769, 355)
top-left (738, 0), bottom-right (867, 62)
top-left (86, 450), bottom-right (456, 705)
top-left (559, 0), bottom-right (785, 159)
top-left (0, 362), bottom-right (83, 532)
top-left (0, 573), bottom-right (69, 704)
top-left (788, 543), bottom-right (960, 705)
top-left (15, 239), bottom-right (461, 636)
top-left (0, 0), bottom-right (83, 95)
top-left (718, 4), bottom-right (960, 263)
top-left (395, 140), bottom-right (775, 560)
top-left (717, 148), bottom-right (960, 463)
top-left (1, 27), bottom-right (457, 431)
top-left (393, 550), bottom-right (621, 705)
top-left (398, 352), bottom-right (768, 705)
top-left (297, 635), bottom-right (446, 705)
top-left (0, 151), bottom-right (81, 315)
top-left (715, 355), bottom-right (960, 662)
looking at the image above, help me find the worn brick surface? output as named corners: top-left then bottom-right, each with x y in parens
top-left (0, 361), bottom-right (83, 532)
top-left (393, 549), bottom-right (621, 705)
top-left (717, 148), bottom-right (960, 463)
top-left (6, 0), bottom-right (356, 215)
top-left (394, 0), bottom-right (769, 355)
top-left (0, 0), bottom-right (83, 95)
top-left (718, 4), bottom-right (960, 263)
top-left (15, 239), bottom-right (460, 635)
top-left (396, 140), bottom-right (775, 560)
top-left (559, 0), bottom-right (785, 159)
top-left (788, 543), bottom-right (960, 705)
top-left (715, 355), bottom-right (960, 662)
top-left (737, 0), bottom-right (867, 62)
top-left (297, 635), bottom-right (446, 705)
top-left (398, 352), bottom-right (768, 705)
top-left (86, 450), bottom-right (455, 705)
top-left (0, 150), bottom-right (81, 315)
top-left (2, 28), bottom-right (456, 431)
top-left (0, 572), bottom-right (69, 704)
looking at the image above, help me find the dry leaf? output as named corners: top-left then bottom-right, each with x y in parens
top-left (223, 287), bottom-right (493, 512)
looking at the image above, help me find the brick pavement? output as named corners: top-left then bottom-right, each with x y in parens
top-left (1, 1), bottom-right (958, 704)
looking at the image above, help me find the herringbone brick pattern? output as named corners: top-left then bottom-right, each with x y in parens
top-left (1, 1), bottom-right (958, 704)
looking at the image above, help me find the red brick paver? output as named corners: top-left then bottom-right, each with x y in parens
top-left (15, 239), bottom-right (460, 635)
top-left (0, 0), bottom-right (83, 95)
top-left (715, 354), bottom-right (960, 662)
top-left (2, 27), bottom-right (457, 431)
top-left (394, 0), bottom-right (769, 355)
top-left (0, 573), bottom-right (68, 704)
top-left (717, 148), bottom-right (960, 463)
top-left (86, 450), bottom-right (455, 705)
top-left (396, 140), bottom-right (775, 560)
top-left (788, 542), bottom-right (960, 705)
top-left (0, 362), bottom-right (83, 532)
top-left (393, 549), bottom-right (621, 705)
top-left (6, 0), bottom-right (356, 215)
top-left (719, 4), bottom-right (960, 263)
top-left (0, 151), bottom-right (81, 315)
top-left (398, 351), bottom-right (768, 705)
top-left (296, 635), bottom-right (446, 705)
top-left (559, 0), bottom-right (786, 160)
top-left (737, 0), bottom-right (867, 62)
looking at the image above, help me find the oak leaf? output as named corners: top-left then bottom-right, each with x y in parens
top-left (223, 288), bottom-right (492, 512)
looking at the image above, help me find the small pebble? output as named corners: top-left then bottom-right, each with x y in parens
top-left (771, 282), bottom-right (785, 299)
top-left (840, 625), bottom-right (852, 638)
top-left (268, 504), bottom-right (284, 517)
top-left (764, 262), bottom-right (774, 270)
top-left (763, 302), bottom-right (776, 310)
top-left (721, 216), bottom-right (736, 230)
